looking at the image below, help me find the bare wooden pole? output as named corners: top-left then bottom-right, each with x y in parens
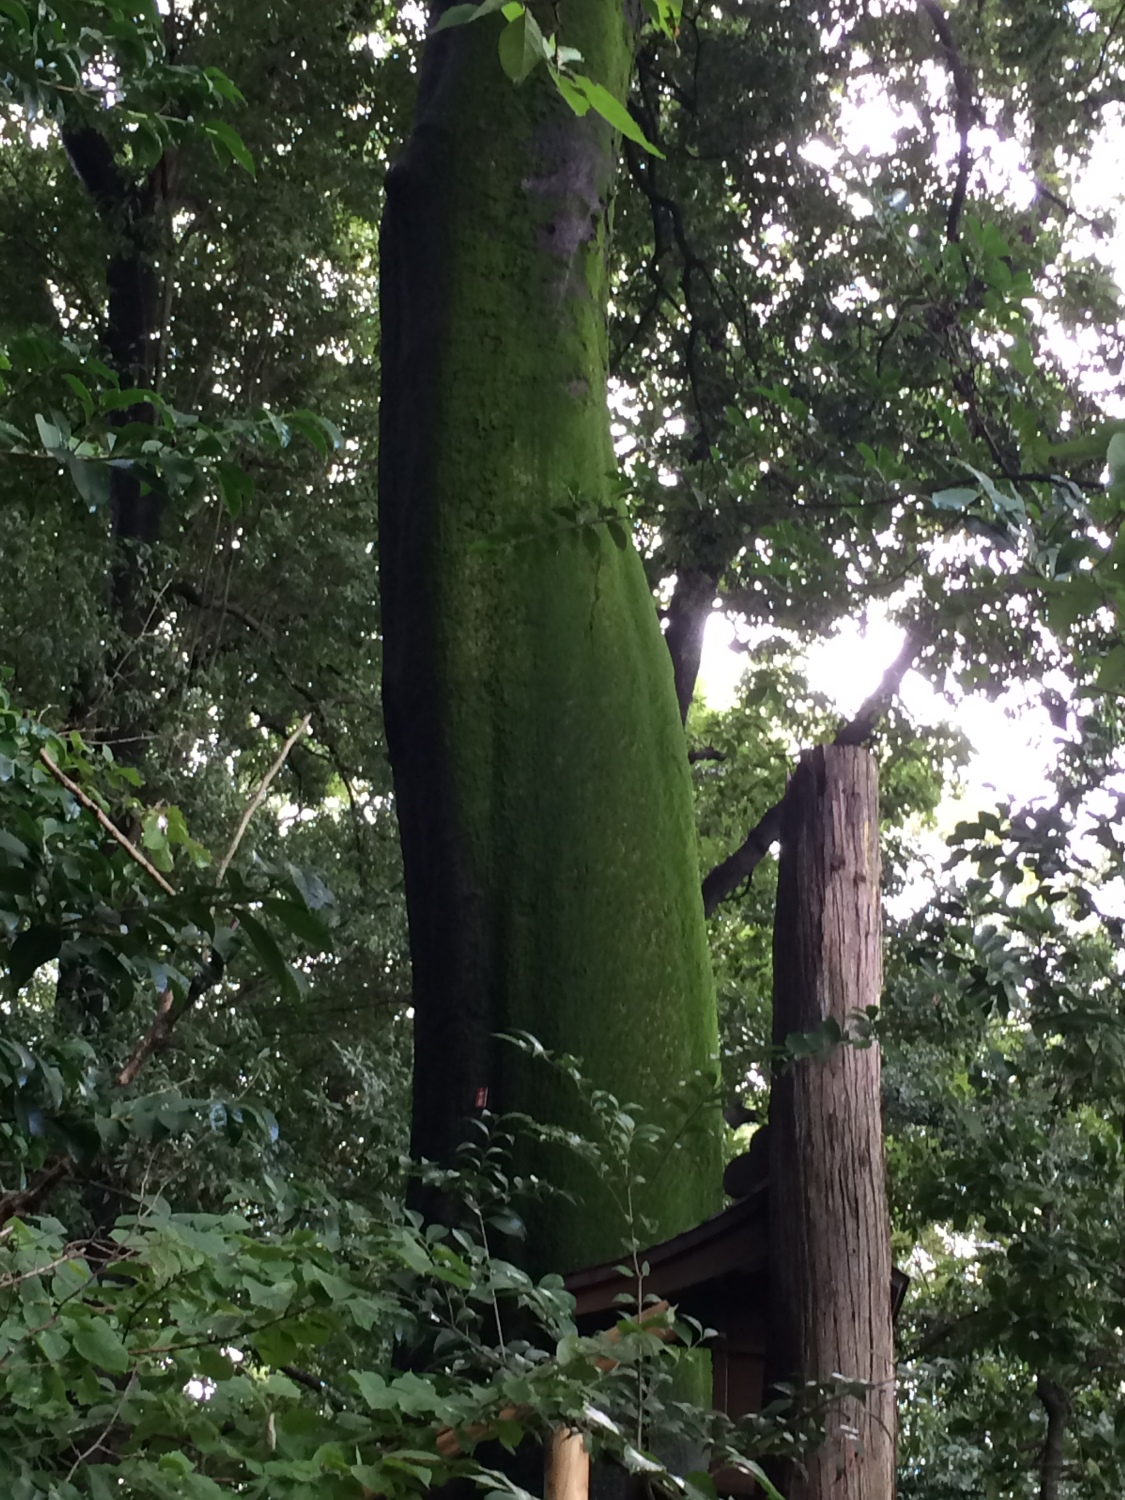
top-left (544, 1430), bottom-right (590, 1500)
top-left (767, 745), bottom-right (894, 1499)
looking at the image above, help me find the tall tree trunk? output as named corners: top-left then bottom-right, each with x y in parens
top-left (1035, 1373), bottom-right (1069, 1500)
top-left (379, 2), bottom-right (721, 1273)
top-left (767, 745), bottom-right (894, 1498)
top-left (663, 567), bottom-right (718, 724)
top-left (62, 125), bottom-right (164, 757)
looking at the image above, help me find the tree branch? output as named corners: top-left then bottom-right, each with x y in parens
top-left (9, 715), bottom-right (309, 1224)
top-left (917, 0), bottom-right (974, 243)
top-left (113, 719), bottom-right (313, 1080)
top-left (1035, 1373), bottom-right (1070, 1500)
top-left (0, 1159), bottom-right (73, 1230)
top-left (38, 751), bottom-right (176, 897)
top-left (832, 629), bottom-right (922, 746)
top-left (702, 800), bottom-right (785, 917)
top-left (216, 714), bottom-right (312, 883)
top-left (701, 631), bottom-right (923, 916)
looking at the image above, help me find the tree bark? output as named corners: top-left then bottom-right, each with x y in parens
top-left (1035, 1373), bottom-right (1069, 1500)
top-left (767, 745), bottom-right (894, 1499)
top-left (62, 124), bottom-right (165, 759)
top-left (664, 567), bottom-right (717, 723)
top-left (379, 2), bottom-right (721, 1273)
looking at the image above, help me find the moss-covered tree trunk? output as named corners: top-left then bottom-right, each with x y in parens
top-left (379, 1), bottom-right (721, 1272)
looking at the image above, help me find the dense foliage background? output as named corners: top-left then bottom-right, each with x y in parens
top-left (2, 0), bottom-right (1125, 1494)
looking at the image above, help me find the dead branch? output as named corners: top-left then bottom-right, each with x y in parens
top-left (216, 714), bottom-right (312, 883)
top-left (37, 751), bottom-right (176, 897)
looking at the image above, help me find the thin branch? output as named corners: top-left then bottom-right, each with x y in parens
top-left (702, 800), bottom-right (785, 918)
top-left (65, 1373), bottom-right (135, 1480)
top-left (170, 577), bottom-right (273, 640)
top-left (701, 631), bottom-right (925, 916)
top-left (281, 1364), bottom-right (329, 1395)
top-left (216, 713), bottom-right (312, 883)
top-left (917, 0), bottom-right (974, 242)
top-left (899, 1306), bottom-right (986, 1362)
top-left (115, 989), bottom-right (176, 1089)
top-left (0, 1244), bottom-right (86, 1291)
top-left (37, 751), bottom-right (176, 896)
top-left (0, 1159), bottom-right (73, 1230)
top-left (115, 948), bottom-right (227, 1089)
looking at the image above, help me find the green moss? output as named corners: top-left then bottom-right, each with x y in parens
top-left (401, 0), bottom-right (722, 1272)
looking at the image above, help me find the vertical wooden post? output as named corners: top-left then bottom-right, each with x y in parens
top-left (545, 1429), bottom-right (590, 1500)
top-left (767, 746), bottom-right (894, 1499)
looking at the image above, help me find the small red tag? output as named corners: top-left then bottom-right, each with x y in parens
top-left (474, 1086), bottom-right (488, 1109)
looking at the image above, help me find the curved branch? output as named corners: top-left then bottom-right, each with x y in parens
top-left (701, 631), bottom-right (924, 916)
top-left (1035, 1374), bottom-right (1070, 1500)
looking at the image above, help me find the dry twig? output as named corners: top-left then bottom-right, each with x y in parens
top-left (37, 750), bottom-right (176, 896)
top-left (216, 713), bottom-right (312, 883)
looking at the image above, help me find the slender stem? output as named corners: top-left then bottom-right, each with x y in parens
top-left (38, 751), bottom-right (176, 896)
top-left (216, 713), bottom-right (312, 883)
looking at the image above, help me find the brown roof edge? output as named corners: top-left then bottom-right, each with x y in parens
top-left (562, 1189), bottom-right (912, 1325)
top-left (563, 1189), bottom-right (769, 1317)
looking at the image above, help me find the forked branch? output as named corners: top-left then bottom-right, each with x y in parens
top-left (701, 631), bottom-right (923, 916)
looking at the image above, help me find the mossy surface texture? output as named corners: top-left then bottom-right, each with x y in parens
top-left (379, 0), bottom-right (722, 1274)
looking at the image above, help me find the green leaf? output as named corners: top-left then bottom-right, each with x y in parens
top-left (203, 66), bottom-right (246, 105)
top-left (353, 1371), bottom-right (392, 1408)
top-left (552, 68), bottom-right (592, 116)
top-left (238, 910), bottom-right (300, 1000)
top-left (287, 862), bottom-right (335, 911)
top-left (35, 413), bottom-right (64, 452)
top-left (498, 8), bottom-right (548, 83)
top-left (62, 373), bottom-right (94, 421)
top-left (567, 75), bottom-right (664, 156)
top-left (68, 456), bottom-right (111, 509)
top-left (72, 1316), bottom-right (130, 1374)
top-left (286, 408), bottom-right (342, 456)
top-left (204, 121), bottom-right (256, 176)
top-left (932, 486), bottom-right (978, 511)
top-left (431, 0), bottom-right (508, 32)
top-left (217, 461), bottom-right (253, 518)
top-left (726, 1463), bottom-right (783, 1500)
top-left (260, 897), bottom-right (332, 949)
top-left (1096, 644), bottom-right (1125, 692)
top-left (98, 388), bottom-right (156, 412)
top-left (0, 0), bottom-right (30, 30)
